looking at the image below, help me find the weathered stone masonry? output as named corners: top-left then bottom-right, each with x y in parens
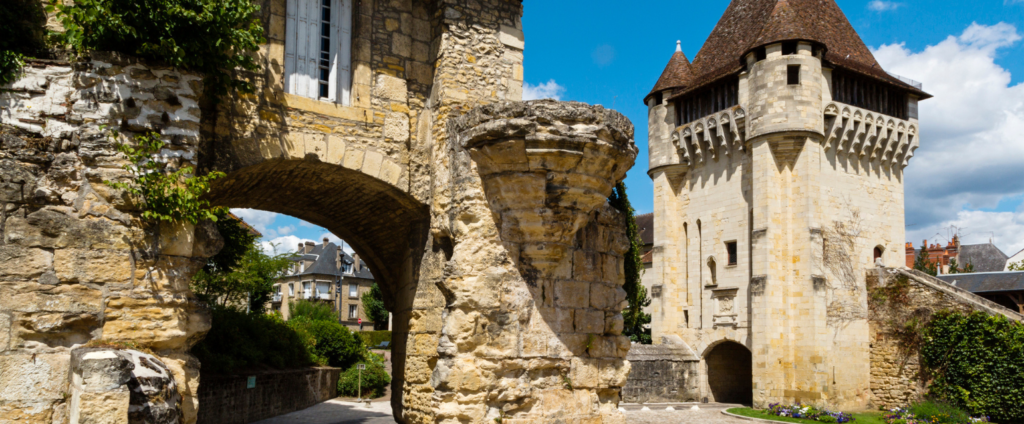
top-left (2, 1), bottom-right (642, 423)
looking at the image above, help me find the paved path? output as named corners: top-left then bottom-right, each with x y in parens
top-left (255, 401), bottom-right (752, 424)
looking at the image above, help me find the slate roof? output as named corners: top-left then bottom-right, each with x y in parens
top-left (646, 51), bottom-right (694, 101)
top-left (290, 242), bottom-right (375, 280)
top-left (656, 0), bottom-right (930, 102)
top-left (936, 272), bottom-right (1024, 294)
top-left (959, 243), bottom-right (1009, 273)
top-left (636, 213), bottom-right (654, 246)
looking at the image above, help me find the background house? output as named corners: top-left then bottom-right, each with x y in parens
top-left (905, 237), bottom-right (1011, 273)
top-left (271, 238), bottom-right (380, 331)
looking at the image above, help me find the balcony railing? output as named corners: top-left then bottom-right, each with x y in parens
top-left (887, 72), bottom-right (923, 90)
top-left (272, 294), bottom-right (282, 302)
top-left (317, 292), bottom-right (331, 300)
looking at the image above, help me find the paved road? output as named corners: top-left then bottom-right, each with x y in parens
top-left (255, 401), bottom-right (753, 424)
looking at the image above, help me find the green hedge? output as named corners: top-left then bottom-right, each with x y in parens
top-left (358, 331), bottom-right (392, 349)
top-left (922, 311), bottom-right (1024, 422)
top-left (288, 316), bottom-right (364, 369)
top-left (192, 307), bottom-right (313, 373)
top-left (338, 352), bottom-right (390, 399)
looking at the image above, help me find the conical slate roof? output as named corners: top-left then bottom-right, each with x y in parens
top-left (647, 45), bottom-right (694, 101)
top-left (665, 0), bottom-right (929, 100)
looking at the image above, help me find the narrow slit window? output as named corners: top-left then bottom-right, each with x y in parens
top-left (788, 65), bottom-right (801, 85)
top-left (726, 241), bottom-right (738, 266)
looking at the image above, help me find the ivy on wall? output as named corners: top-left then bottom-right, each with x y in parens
top-left (609, 181), bottom-right (652, 344)
top-left (48, 0), bottom-right (266, 96)
top-left (922, 311), bottom-right (1024, 422)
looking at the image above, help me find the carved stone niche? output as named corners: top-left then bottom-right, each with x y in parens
top-left (652, 285), bottom-right (663, 299)
top-left (711, 287), bottom-right (740, 327)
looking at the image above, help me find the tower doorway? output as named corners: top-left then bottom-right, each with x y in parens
top-left (705, 341), bottom-right (753, 404)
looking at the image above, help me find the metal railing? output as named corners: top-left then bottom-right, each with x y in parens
top-left (272, 294), bottom-right (282, 302)
top-left (887, 72), bottom-right (923, 90)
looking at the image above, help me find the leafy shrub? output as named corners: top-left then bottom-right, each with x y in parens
top-left (817, 416), bottom-right (837, 423)
top-left (766, 403), bottom-right (854, 423)
top-left (358, 331), bottom-right (392, 349)
top-left (337, 352), bottom-right (390, 399)
top-left (0, 0), bottom-right (45, 86)
top-left (105, 131), bottom-right (226, 224)
top-left (361, 283), bottom-right (390, 330)
top-left (908, 401), bottom-right (971, 424)
top-left (191, 307), bottom-right (314, 373)
top-left (49, 0), bottom-right (265, 96)
top-left (288, 317), bottom-right (364, 369)
top-left (289, 300), bottom-right (338, 323)
top-left (922, 311), bottom-right (1024, 422)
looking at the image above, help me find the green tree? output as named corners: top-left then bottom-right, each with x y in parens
top-left (191, 217), bottom-right (294, 313)
top-left (289, 300), bottom-right (337, 323)
top-left (361, 283), bottom-right (390, 331)
top-left (608, 182), bottom-right (652, 344)
top-left (913, 242), bottom-right (938, 276)
top-left (947, 257), bottom-right (975, 274)
top-left (49, 0), bottom-right (265, 96)
top-left (1008, 260), bottom-right (1024, 271)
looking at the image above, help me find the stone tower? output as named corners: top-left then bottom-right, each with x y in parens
top-left (646, 0), bottom-right (930, 409)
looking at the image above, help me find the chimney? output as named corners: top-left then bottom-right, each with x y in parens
top-left (323, 237), bottom-right (329, 248)
top-left (298, 243), bottom-right (303, 253)
top-left (353, 254), bottom-right (361, 272)
top-left (304, 241), bottom-right (315, 253)
top-left (336, 247), bottom-right (342, 271)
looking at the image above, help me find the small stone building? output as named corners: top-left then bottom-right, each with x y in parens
top-left (271, 238), bottom-right (380, 330)
top-left (904, 238), bottom-right (1012, 273)
top-left (645, 0), bottom-right (931, 410)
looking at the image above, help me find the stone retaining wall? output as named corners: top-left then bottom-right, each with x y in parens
top-left (867, 267), bottom-right (1023, 409)
top-left (0, 54), bottom-right (211, 423)
top-left (622, 344), bottom-right (699, 404)
top-left (195, 367), bottom-right (340, 424)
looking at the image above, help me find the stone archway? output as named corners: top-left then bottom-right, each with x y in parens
top-left (705, 341), bottom-right (752, 404)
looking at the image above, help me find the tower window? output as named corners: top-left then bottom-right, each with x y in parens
top-left (726, 241), bottom-right (738, 266)
top-left (788, 65), bottom-right (801, 85)
top-left (285, 0), bottom-right (353, 105)
top-left (782, 41), bottom-right (798, 56)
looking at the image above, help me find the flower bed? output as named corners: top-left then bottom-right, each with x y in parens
top-left (882, 407), bottom-right (989, 424)
top-left (767, 403), bottom-right (856, 423)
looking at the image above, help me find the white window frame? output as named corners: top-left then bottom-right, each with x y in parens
top-left (348, 304), bottom-right (358, 319)
top-left (349, 283), bottom-right (358, 298)
top-left (288, 283), bottom-right (295, 296)
top-left (285, 0), bottom-right (353, 105)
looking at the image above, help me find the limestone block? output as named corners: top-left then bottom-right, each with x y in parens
top-left (0, 312), bottom-right (9, 351)
top-left (102, 297), bottom-right (210, 350)
top-left (11, 312), bottom-right (101, 348)
top-left (0, 283), bottom-right (104, 314)
top-left (0, 246), bottom-right (52, 279)
top-left (191, 219), bottom-right (224, 259)
top-left (604, 313), bottom-right (624, 335)
top-left (0, 354), bottom-right (70, 401)
top-left (499, 25), bottom-right (525, 51)
top-left (588, 336), bottom-right (631, 359)
top-left (590, 284), bottom-right (626, 311)
top-left (404, 355), bottom-right (435, 385)
top-left (54, 249), bottom-right (132, 285)
top-left (158, 221), bottom-right (195, 258)
top-left (598, 359), bottom-right (630, 387)
top-left (137, 255), bottom-right (204, 294)
top-left (573, 251), bottom-right (602, 282)
top-left (409, 309), bottom-right (442, 333)
top-left (362, 150), bottom-right (384, 178)
top-left (384, 111), bottom-right (410, 142)
top-left (161, 352), bottom-right (200, 424)
top-left (574, 309), bottom-right (604, 334)
top-left (342, 147), bottom-right (365, 171)
top-left (305, 132), bottom-right (327, 159)
top-left (0, 400), bottom-right (59, 424)
top-left (373, 74), bottom-right (407, 103)
top-left (554, 281), bottom-right (590, 309)
top-left (326, 134), bottom-right (347, 165)
top-left (392, 33), bottom-right (412, 57)
top-left (530, 307), bottom-right (574, 334)
top-left (74, 391), bottom-right (130, 424)
top-left (570, 358), bottom-right (600, 389)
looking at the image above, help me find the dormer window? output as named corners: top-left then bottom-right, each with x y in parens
top-left (285, 0), bottom-right (353, 105)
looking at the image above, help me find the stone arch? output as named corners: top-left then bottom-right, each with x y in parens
top-left (703, 340), bottom-right (753, 405)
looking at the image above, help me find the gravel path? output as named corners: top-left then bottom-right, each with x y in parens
top-left (255, 401), bottom-right (754, 424)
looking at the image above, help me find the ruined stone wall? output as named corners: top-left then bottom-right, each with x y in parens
top-left (196, 367), bottom-right (340, 424)
top-left (867, 268), bottom-right (1023, 410)
top-left (0, 54), bottom-right (213, 424)
top-left (622, 344), bottom-right (699, 404)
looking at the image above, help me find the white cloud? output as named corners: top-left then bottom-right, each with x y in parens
top-left (230, 208), bottom-right (279, 236)
top-left (275, 225), bottom-right (296, 236)
top-left (261, 235), bottom-right (305, 255)
top-left (872, 23), bottom-right (1024, 254)
top-left (868, 1), bottom-right (901, 11)
top-left (523, 80), bottom-right (566, 101)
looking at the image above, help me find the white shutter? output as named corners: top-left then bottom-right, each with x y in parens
top-left (284, 0), bottom-right (298, 94)
top-left (285, 0), bottom-right (317, 97)
top-left (332, 0), bottom-right (353, 105)
top-left (304, 0), bottom-right (320, 98)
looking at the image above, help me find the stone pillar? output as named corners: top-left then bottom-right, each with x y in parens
top-left (431, 100), bottom-right (637, 423)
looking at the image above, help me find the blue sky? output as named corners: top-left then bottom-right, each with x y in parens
top-left (236, 0), bottom-right (1024, 257)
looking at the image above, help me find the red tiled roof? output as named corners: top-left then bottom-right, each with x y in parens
top-left (661, 0), bottom-right (930, 102)
top-left (647, 51), bottom-right (694, 101)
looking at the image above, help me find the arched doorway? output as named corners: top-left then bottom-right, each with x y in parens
top-left (705, 341), bottom-right (753, 404)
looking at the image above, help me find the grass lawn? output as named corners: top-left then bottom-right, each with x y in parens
top-left (726, 408), bottom-right (887, 424)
